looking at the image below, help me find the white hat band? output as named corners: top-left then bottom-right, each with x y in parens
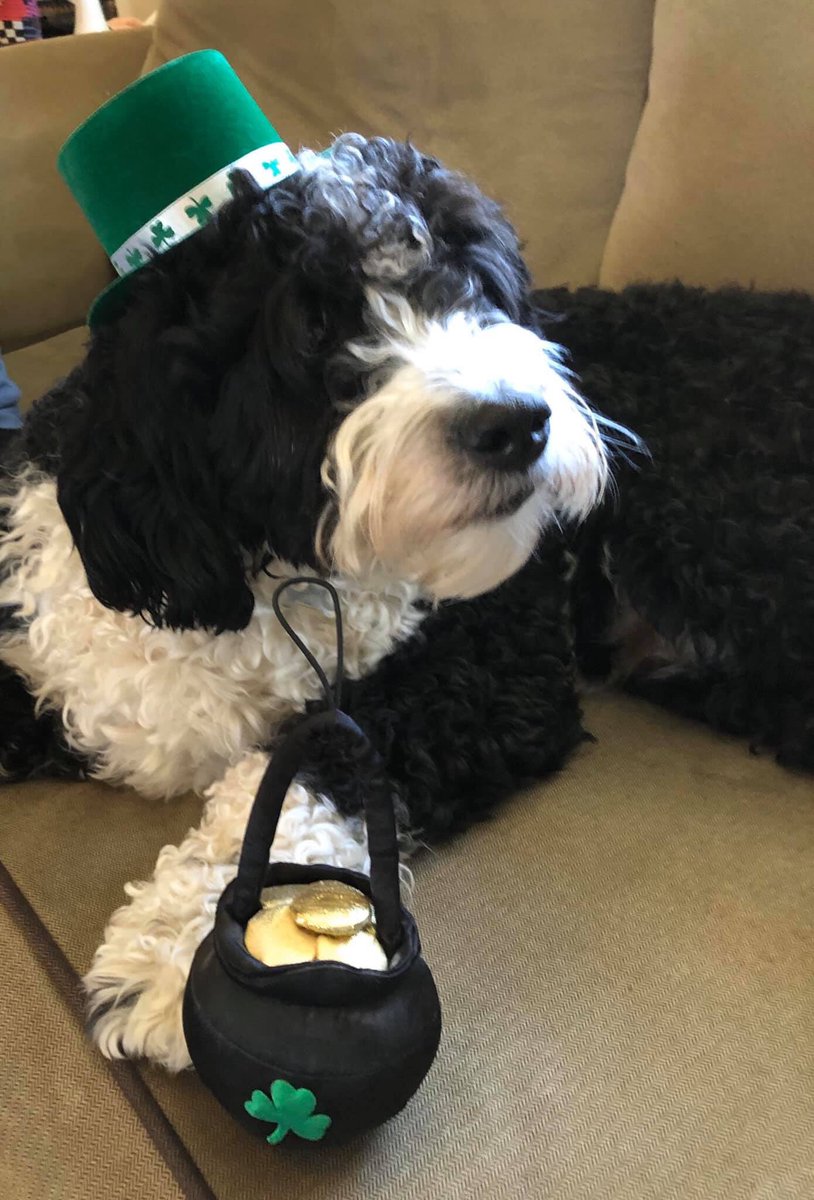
top-left (110, 141), bottom-right (299, 278)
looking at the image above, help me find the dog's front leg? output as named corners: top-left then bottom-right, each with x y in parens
top-left (84, 750), bottom-right (369, 1071)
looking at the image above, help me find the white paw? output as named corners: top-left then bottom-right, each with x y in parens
top-left (84, 863), bottom-right (231, 1071)
top-left (84, 751), bottom-right (369, 1069)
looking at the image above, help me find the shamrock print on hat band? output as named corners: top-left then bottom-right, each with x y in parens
top-left (109, 141), bottom-right (299, 279)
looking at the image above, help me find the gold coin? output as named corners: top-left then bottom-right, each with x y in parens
top-left (260, 883), bottom-right (306, 914)
top-left (315, 927), bottom-right (388, 971)
top-left (290, 880), bottom-right (372, 937)
top-left (244, 904), bottom-right (318, 966)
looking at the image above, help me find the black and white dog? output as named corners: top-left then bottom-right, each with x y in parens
top-left (2, 135), bottom-right (812, 1069)
top-left (1, 136), bottom-right (615, 1067)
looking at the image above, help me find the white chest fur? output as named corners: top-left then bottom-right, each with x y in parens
top-left (0, 477), bottom-right (423, 797)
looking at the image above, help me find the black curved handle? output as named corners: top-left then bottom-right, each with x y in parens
top-left (230, 709), bottom-right (404, 959)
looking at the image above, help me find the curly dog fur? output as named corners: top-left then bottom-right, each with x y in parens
top-left (547, 283), bottom-right (814, 771)
top-left (1, 134), bottom-right (811, 1068)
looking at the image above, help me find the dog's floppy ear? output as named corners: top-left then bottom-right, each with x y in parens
top-left (57, 319), bottom-right (256, 632)
top-left (56, 173), bottom-right (349, 633)
top-left (54, 207), bottom-right (271, 634)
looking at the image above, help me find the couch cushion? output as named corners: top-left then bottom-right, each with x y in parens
top-left (144, 0), bottom-right (655, 289)
top-left (0, 28), bottom-right (152, 352)
top-left (601, 0), bottom-right (814, 291)
top-left (0, 891), bottom-right (190, 1200)
top-left (2, 694), bottom-right (813, 1198)
top-left (5, 326), bottom-right (88, 412)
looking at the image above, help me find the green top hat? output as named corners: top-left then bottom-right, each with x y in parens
top-left (59, 50), bottom-right (299, 327)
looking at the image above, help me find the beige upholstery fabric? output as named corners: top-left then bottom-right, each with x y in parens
top-left (601, 0), bottom-right (814, 291)
top-left (144, 0), bottom-right (655, 289)
top-left (0, 29), bottom-right (152, 352)
top-left (5, 326), bottom-right (88, 412)
top-left (0, 904), bottom-right (186, 1200)
top-left (2, 695), bottom-right (813, 1199)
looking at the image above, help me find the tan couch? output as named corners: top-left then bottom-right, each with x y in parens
top-left (2, 4), bottom-right (813, 1199)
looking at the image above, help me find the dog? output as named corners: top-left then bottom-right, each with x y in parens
top-left (3, 135), bottom-right (812, 1071)
top-left (0, 135), bottom-right (620, 1068)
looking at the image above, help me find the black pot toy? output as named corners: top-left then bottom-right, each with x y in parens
top-left (183, 578), bottom-right (442, 1146)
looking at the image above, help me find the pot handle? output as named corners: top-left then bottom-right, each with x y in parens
top-left (229, 579), bottom-right (404, 959)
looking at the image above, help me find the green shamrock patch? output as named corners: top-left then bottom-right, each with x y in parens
top-left (245, 1079), bottom-right (332, 1145)
top-left (124, 247), bottom-right (143, 271)
top-left (185, 195), bottom-right (213, 227)
top-left (150, 219), bottom-right (175, 249)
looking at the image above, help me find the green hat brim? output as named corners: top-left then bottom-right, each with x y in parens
top-left (88, 272), bottom-right (137, 329)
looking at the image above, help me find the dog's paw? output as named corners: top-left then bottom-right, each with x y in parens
top-left (83, 754), bottom-right (270, 1069)
top-left (85, 968), bottom-right (192, 1072)
top-left (83, 853), bottom-right (241, 1071)
top-left (83, 901), bottom-right (218, 1071)
top-left (84, 755), bottom-right (371, 1070)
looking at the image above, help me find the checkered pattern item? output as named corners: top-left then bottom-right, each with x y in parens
top-left (0, 0), bottom-right (40, 44)
top-left (1, 19), bottom-right (36, 43)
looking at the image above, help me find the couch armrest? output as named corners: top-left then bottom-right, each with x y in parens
top-left (0, 28), bottom-right (153, 352)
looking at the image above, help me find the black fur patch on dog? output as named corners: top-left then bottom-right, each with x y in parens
top-left (535, 282), bottom-right (814, 770)
top-left (0, 428), bottom-right (19, 460)
top-left (301, 534), bottom-right (584, 840)
top-left (0, 660), bottom-right (87, 784)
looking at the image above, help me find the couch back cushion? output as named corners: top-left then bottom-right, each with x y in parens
top-left (601, 0), bottom-right (814, 291)
top-left (0, 29), bottom-right (152, 351)
top-left (144, 0), bottom-right (655, 289)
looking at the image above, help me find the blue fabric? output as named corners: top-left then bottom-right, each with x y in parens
top-left (0, 353), bottom-right (22, 430)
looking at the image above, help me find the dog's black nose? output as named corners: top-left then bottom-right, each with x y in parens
top-left (456, 400), bottom-right (551, 471)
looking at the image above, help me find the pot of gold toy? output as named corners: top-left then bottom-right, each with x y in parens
top-left (183, 578), bottom-right (442, 1146)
